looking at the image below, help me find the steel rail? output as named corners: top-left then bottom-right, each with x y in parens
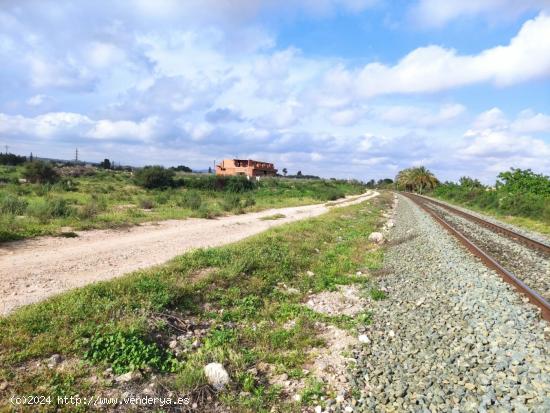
top-left (401, 192), bottom-right (550, 322)
top-left (410, 193), bottom-right (550, 256)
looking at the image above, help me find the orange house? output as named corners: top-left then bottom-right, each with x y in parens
top-left (215, 159), bottom-right (277, 177)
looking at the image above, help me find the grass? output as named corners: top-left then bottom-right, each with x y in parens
top-left (0, 192), bottom-right (391, 412)
top-left (0, 165), bottom-right (366, 242)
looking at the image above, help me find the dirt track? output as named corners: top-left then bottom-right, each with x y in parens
top-left (0, 191), bottom-right (378, 315)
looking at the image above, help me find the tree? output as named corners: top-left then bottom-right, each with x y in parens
top-left (172, 165), bottom-right (192, 173)
top-left (296, 170), bottom-right (303, 177)
top-left (134, 166), bottom-right (175, 189)
top-left (100, 159), bottom-right (111, 169)
top-left (208, 167), bottom-right (212, 174)
top-left (23, 161), bottom-right (59, 183)
top-left (458, 176), bottom-right (483, 189)
top-left (282, 168), bottom-right (288, 176)
top-left (0, 153), bottom-right (26, 166)
top-left (496, 168), bottom-right (550, 195)
top-left (396, 166), bottom-right (439, 193)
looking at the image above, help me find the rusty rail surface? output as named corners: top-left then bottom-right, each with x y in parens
top-left (402, 192), bottom-right (550, 322)
top-left (412, 193), bottom-right (550, 256)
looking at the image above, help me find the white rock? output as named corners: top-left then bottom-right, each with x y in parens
top-left (345, 406), bottom-right (354, 413)
top-left (115, 370), bottom-right (142, 383)
top-left (358, 334), bottom-right (370, 344)
top-left (47, 354), bottom-right (62, 368)
top-left (169, 340), bottom-right (178, 349)
top-left (336, 394), bottom-right (345, 403)
top-left (204, 363), bottom-right (230, 391)
top-left (306, 271), bottom-right (315, 276)
top-left (368, 232), bottom-right (384, 244)
top-left (314, 406), bottom-right (322, 413)
top-left (356, 271), bottom-right (362, 276)
top-left (293, 394), bottom-right (302, 402)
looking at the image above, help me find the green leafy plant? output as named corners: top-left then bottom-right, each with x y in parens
top-left (23, 161), bottom-right (59, 184)
top-left (178, 191), bottom-right (202, 210)
top-left (0, 194), bottom-right (28, 215)
top-left (369, 288), bottom-right (387, 301)
top-left (84, 330), bottom-right (178, 374)
top-left (134, 166), bottom-right (175, 189)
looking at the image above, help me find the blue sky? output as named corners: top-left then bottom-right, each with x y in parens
top-left (1, 0), bottom-right (550, 182)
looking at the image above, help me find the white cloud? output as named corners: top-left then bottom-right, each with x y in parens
top-left (461, 128), bottom-right (550, 158)
top-left (87, 117), bottom-right (159, 141)
top-left (26, 94), bottom-right (47, 106)
top-left (411, 0), bottom-right (550, 27)
top-left (329, 108), bottom-right (366, 126)
top-left (473, 107), bottom-right (550, 133)
top-left (322, 13), bottom-right (550, 98)
top-left (512, 109), bottom-right (550, 133)
top-left (181, 121), bottom-right (215, 141)
top-left (375, 103), bottom-right (465, 127)
top-left (472, 107), bottom-right (508, 130)
top-left (87, 42), bottom-right (126, 69)
top-left (0, 112), bottom-right (159, 141)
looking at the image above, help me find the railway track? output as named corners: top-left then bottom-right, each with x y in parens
top-left (402, 192), bottom-right (550, 321)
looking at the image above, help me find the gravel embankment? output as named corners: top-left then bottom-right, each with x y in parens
top-left (427, 202), bottom-right (550, 302)
top-left (421, 195), bottom-right (550, 246)
top-left (350, 194), bottom-right (550, 412)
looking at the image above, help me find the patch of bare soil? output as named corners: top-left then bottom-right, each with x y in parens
top-left (305, 284), bottom-right (367, 316)
top-left (307, 323), bottom-right (358, 394)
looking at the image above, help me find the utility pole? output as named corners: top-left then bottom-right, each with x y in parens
top-left (75, 148), bottom-right (79, 163)
top-left (4, 145), bottom-right (8, 154)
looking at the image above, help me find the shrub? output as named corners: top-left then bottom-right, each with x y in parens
top-left (84, 330), bottom-right (178, 374)
top-left (185, 175), bottom-right (257, 192)
top-left (23, 161), bottom-right (59, 184)
top-left (138, 198), bottom-right (155, 209)
top-left (226, 176), bottom-right (256, 193)
top-left (0, 195), bottom-right (28, 215)
top-left (0, 153), bottom-right (26, 166)
top-left (134, 166), bottom-right (175, 189)
top-left (78, 196), bottom-right (107, 219)
top-left (28, 197), bottom-right (73, 222)
top-left (177, 191), bottom-right (202, 210)
top-left (221, 193), bottom-right (242, 212)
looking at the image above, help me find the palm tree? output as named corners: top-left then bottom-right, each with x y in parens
top-left (395, 166), bottom-right (439, 193)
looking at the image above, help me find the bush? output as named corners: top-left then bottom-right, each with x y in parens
top-left (226, 176), bottom-right (257, 193)
top-left (23, 161), bottom-right (59, 184)
top-left (78, 196), bottom-right (107, 219)
top-left (177, 191), bottom-right (202, 210)
top-left (221, 193), bottom-right (242, 212)
top-left (28, 197), bottom-right (73, 222)
top-left (0, 153), bottom-right (26, 166)
top-left (138, 198), bottom-right (155, 209)
top-left (432, 169), bottom-right (550, 220)
top-left (185, 175), bottom-right (257, 192)
top-left (134, 166), bottom-right (175, 189)
top-left (0, 195), bottom-right (28, 215)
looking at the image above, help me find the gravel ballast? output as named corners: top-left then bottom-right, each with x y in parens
top-left (427, 202), bottom-right (550, 302)
top-left (420, 195), bottom-right (550, 246)
top-left (349, 194), bottom-right (550, 412)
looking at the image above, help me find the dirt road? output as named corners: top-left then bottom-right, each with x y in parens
top-left (0, 191), bottom-right (378, 315)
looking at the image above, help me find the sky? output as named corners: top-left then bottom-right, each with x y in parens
top-left (1, 0), bottom-right (550, 183)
